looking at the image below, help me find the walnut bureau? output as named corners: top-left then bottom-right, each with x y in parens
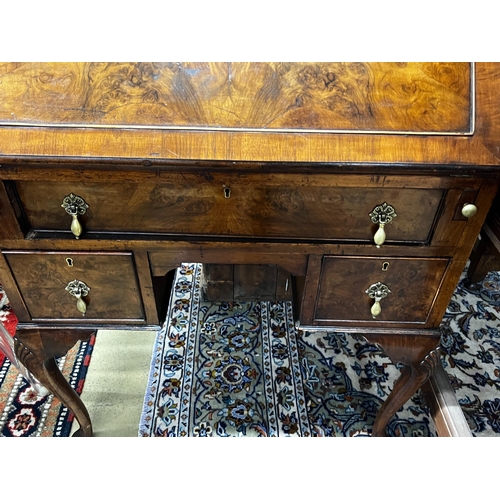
top-left (0, 62), bottom-right (499, 437)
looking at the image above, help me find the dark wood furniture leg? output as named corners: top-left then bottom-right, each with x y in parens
top-left (463, 232), bottom-right (499, 290)
top-left (365, 333), bottom-right (442, 437)
top-left (13, 327), bottom-right (96, 437)
top-left (464, 230), bottom-right (500, 291)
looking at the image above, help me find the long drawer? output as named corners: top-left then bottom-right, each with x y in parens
top-left (3, 251), bottom-right (145, 323)
top-left (12, 176), bottom-right (444, 243)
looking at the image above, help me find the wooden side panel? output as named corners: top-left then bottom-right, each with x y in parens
top-left (0, 251), bottom-right (30, 323)
top-left (427, 180), bottom-right (500, 326)
top-left (133, 251), bottom-right (159, 325)
top-left (299, 255), bottom-right (323, 326)
top-left (0, 62), bottom-right (472, 134)
top-left (475, 63), bottom-right (500, 162)
top-left (3, 252), bottom-right (145, 322)
top-left (431, 189), bottom-right (471, 246)
top-left (0, 181), bottom-right (23, 240)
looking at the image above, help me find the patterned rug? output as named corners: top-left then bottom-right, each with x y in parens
top-left (139, 263), bottom-right (436, 437)
top-left (0, 285), bottom-right (95, 437)
top-left (440, 270), bottom-right (500, 436)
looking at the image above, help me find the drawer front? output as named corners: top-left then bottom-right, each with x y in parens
top-left (13, 178), bottom-right (444, 243)
top-left (3, 251), bottom-right (145, 322)
top-left (308, 256), bottom-right (450, 326)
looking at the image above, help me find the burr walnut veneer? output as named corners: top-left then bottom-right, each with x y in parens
top-left (1, 62), bottom-right (500, 436)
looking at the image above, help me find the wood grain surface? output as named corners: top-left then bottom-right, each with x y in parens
top-left (3, 251), bottom-right (145, 321)
top-left (0, 62), bottom-right (471, 134)
top-left (314, 256), bottom-right (450, 324)
top-left (12, 177), bottom-right (444, 242)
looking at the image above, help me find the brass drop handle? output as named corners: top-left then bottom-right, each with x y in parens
top-left (71, 215), bottom-right (83, 239)
top-left (65, 279), bottom-right (90, 316)
top-left (461, 203), bottom-right (477, 218)
top-left (369, 203), bottom-right (397, 248)
top-left (75, 292), bottom-right (87, 315)
top-left (365, 282), bottom-right (391, 318)
top-left (61, 193), bottom-right (89, 239)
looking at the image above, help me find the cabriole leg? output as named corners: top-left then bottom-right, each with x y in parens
top-left (13, 327), bottom-right (96, 437)
top-left (364, 333), bottom-right (442, 437)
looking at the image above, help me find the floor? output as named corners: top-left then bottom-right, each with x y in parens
top-left (70, 328), bottom-right (157, 437)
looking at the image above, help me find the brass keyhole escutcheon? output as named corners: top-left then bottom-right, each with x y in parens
top-left (223, 186), bottom-right (231, 199)
top-left (382, 262), bottom-right (390, 271)
top-left (66, 258), bottom-right (74, 267)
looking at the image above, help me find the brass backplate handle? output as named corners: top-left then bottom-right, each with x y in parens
top-left (65, 279), bottom-right (90, 316)
top-left (369, 202), bottom-right (397, 248)
top-left (61, 193), bottom-right (89, 239)
top-left (365, 281), bottom-right (391, 318)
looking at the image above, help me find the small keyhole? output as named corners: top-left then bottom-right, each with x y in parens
top-left (66, 258), bottom-right (74, 267)
top-left (382, 262), bottom-right (390, 271)
top-left (224, 187), bottom-right (231, 199)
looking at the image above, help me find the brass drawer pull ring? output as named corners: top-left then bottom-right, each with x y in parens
top-left (366, 282), bottom-right (391, 318)
top-left (65, 279), bottom-right (91, 316)
top-left (61, 193), bottom-right (89, 239)
top-left (369, 202), bottom-right (397, 247)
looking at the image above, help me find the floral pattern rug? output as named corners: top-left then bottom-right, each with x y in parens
top-left (139, 264), bottom-right (436, 437)
top-left (440, 269), bottom-right (500, 436)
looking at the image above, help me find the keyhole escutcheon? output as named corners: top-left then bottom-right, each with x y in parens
top-left (223, 186), bottom-right (231, 199)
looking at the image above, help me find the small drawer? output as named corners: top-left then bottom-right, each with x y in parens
top-left (303, 255), bottom-right (450, 327)
top-left (12, 177), bottom-right (444, 244)
top-left (3, 251), bottom-right (145, 323)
